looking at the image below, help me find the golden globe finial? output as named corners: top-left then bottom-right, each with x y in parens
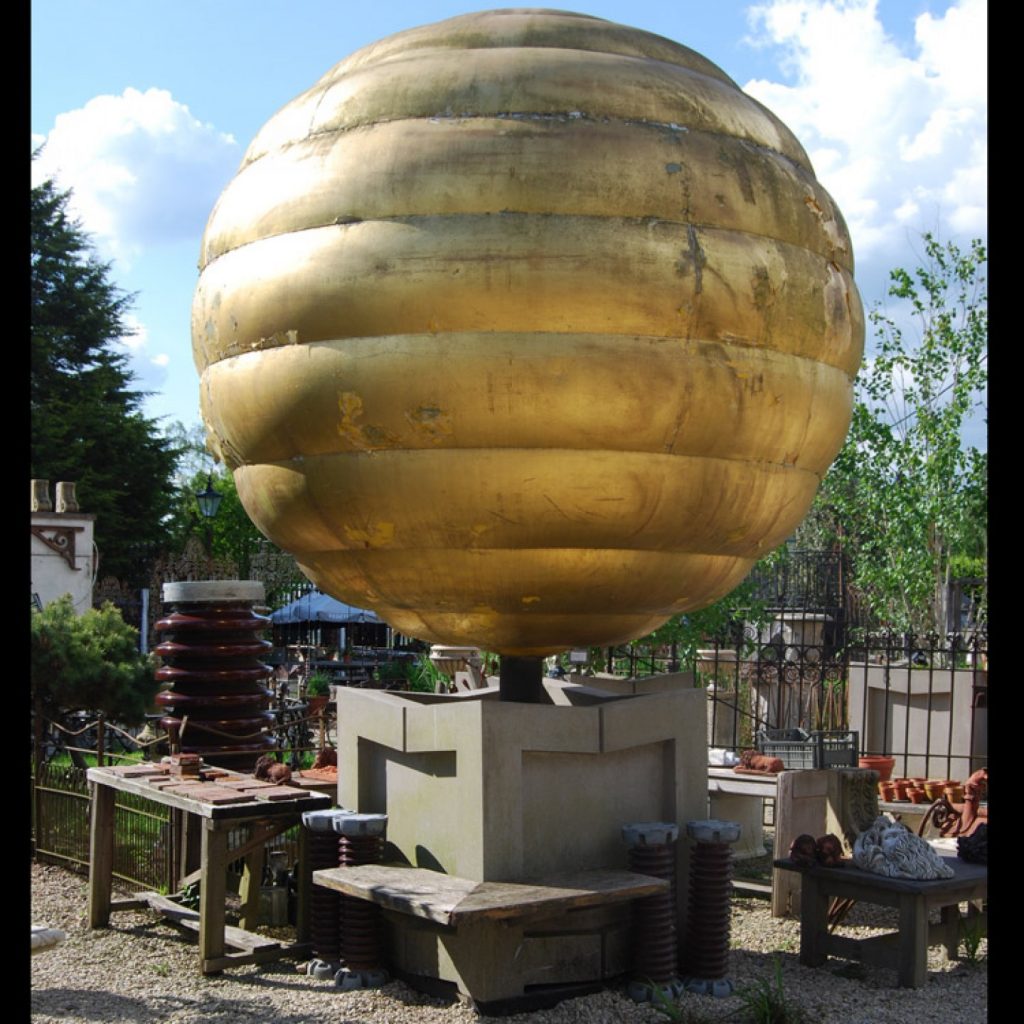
top-left (192, 8), bottom-right (863, 656)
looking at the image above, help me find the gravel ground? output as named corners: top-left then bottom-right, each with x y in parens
top-left (31, 860), bottom-right (986, 1023)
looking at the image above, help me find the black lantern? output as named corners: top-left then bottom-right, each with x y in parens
top-left (195, 474), bottom-right (223, 520)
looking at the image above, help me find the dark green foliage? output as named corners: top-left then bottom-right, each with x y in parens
top-left (31, 175), bottom-right (180, 584)
top-left (305, 670), bottom-right (332, 696)
top-left (31, 595), bottom-right (159, 722)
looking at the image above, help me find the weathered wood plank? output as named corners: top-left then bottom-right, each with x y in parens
top-left (312, 865), bottom-right (670, 927)
top-left (137, 891), bottom-right (282, 952)
top-left (86, 766), bottom-right (330, 820)
top-left (109, 897), bottom-right (150, 912)
top-left (201, 946), bottom-right (292, 973)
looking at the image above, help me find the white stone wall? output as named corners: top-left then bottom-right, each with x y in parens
top-left (31, 495), bottom-right (97, 613)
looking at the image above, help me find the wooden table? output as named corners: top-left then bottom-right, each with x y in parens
top-left (773, 852), bottom-right (987, 987)
top-left (86, 765), bottom-right (331, 974)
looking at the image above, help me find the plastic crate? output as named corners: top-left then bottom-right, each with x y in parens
top-left (756, 728), bottom-right (859, 770)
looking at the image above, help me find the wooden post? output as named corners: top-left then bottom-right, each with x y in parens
top-left (771, 770), bottom-right (829, 917)
top-left (199, 821), bottom-right (228, 973)
top-left (296, 820), bottom-right (311, 944)
top-left (238, 825), bottom-right (266, 932)
top-left (87, 781), bottom-right (116, 928)
top-left (897, 893), bottom-right (928, 988)
top-left (796, 871), bottom-right (828, 969)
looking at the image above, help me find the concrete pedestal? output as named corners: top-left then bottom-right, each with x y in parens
top-left (334, 677), bottom-right (707, 1005)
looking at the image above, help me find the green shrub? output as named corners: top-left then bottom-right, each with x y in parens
top-left (305, 670), bottom-right (332, 696)
top-left (31, 595), bottom-right (157, 723)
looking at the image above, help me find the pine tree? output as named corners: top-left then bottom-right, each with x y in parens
top-left (31, 175), bottom-right (180, 584)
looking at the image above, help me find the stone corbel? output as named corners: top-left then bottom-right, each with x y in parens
top-left (30, 525), bottom-right (84, 570)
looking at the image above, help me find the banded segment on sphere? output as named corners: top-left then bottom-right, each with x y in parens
top-left (193, 219), bottom-right (862, 377)
top-left (199, 333), bottom-right (854, 472)
top-left (321, 9), bottom-right (739, 86)
top-left (292, 546), bottom-right (757, 657)
top-left (232, 450), bottom-right (821, 556)
top-left (247, 49), bottom-right (806, 166)
top-left (201, 119), bottom-right (852, 271)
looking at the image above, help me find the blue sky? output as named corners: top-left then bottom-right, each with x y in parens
top-left (32, 0), bottom-right (986, 446)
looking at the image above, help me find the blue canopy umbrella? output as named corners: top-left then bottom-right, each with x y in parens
top-left (270, 590), bottom-right (383, 625)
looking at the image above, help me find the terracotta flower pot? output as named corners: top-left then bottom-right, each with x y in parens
top-left (944, 785), bottom-right (965, 803)
top-left (908, 787), bottom-right (928, 804)
top-left (893, 781), bottom-right (911, 801)
top-left (306, 695), bottom-right (330, 715)
top-left (859, 756), bottom-right (895, 781)
top-left (924, 781), bottom-right (945, 801)
top-left (879, 782), bottom-right (896, 802)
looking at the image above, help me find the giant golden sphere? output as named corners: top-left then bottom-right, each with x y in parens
top-left (192, 8), bottom-right (863, 656)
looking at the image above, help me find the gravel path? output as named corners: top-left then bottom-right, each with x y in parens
top-left (31, 861), bottom-right (986, 1023)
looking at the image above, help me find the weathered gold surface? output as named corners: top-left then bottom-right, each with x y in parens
top-left (192, 8), bottom-right (864, 655)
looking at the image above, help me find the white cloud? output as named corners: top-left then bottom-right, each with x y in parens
top-left (741, 0), bottom-right (986, 284)
top-left (113, 312), bottom-right (169, 398)
top-left (118, 313), bottom-right (148, 352)
top-left (32, 87), bottom-right (239, 267)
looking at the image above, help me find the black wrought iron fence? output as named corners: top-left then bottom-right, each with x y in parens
top-left (584, 617), bottom-right (987, 779)
top-left (844, 630), bottom-right (987, 780)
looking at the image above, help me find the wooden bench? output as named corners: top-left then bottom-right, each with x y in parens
top-left (312, 863), bottom-right (669, 926)
top-left (312, 863), bottom-right (671, 1005)
top-left (773, 851), bottom-right (986, 988)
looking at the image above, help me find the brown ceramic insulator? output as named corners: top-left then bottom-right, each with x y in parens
top-left (338, 896), bottom-right (385, 971)
top-left (681, 841), bottom-right (733, 980)
top-left (338, 834), bottom-right (386, 867)
top-left (154, 596), bottom-right (277, 772)
top-left (336, 830), bottom-right (387, 972)
top-left (626, 841), bottom-right (679, 985)
top-left (308, 830), bottom-right (341, 963)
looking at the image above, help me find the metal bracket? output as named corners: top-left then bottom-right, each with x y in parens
top-left (30, 525), bottom-right (85, 570)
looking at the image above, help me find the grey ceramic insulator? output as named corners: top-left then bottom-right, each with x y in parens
top-left (683, 977), bottom-right (735, 998)
top-left (306, 958), bottom-right (341, 980)
top-left (335, 967), bottom-right (389, 990)
top-left (302, 809), bottom-right (355, 831)
top-left (621, 821), bottom-right (680, 847)
top-left (627, 978), bottom-right (685, 1004)
top-left (162, 579), bottom-right (266, 604)
top-left (332, 812), bottom-right (388, 837)
top-left (686, 819), bottom-right (741, 845)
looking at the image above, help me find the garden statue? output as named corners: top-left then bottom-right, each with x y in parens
top-left (192, 8), bottom-right (863, 692)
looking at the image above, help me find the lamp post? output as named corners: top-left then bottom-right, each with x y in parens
top-left (195, 473), bottom-right (223, 556)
